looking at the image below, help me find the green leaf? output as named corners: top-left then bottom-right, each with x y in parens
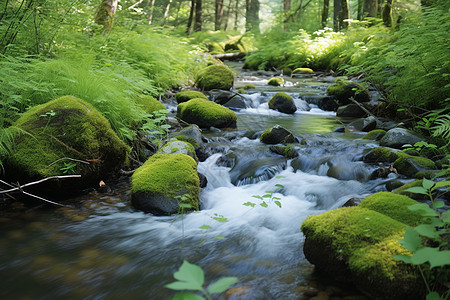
top-left (260, 201), bottom-right (268, 208)
top-left (207, 277), bottom-right (238, 294)
top-left (275, 184), bottom-right (284, 188)
top-left (435, 180), bottom-right (450, 189)
top-left (394, 254), bottom-right (412, 264)
top-left (429, 250), bottom-right (450, 268)
top-left (422, 178), bottom-right (435, 190)
top-left (414, 224), bottom-right (440, 239)
top-left (405, 187), bottom-right (428, 195)
top-left (425, 291), bottom-right (441, 300)
top-left (411, 247), bottom-right (450, 268)
top-left (408, 203), bottom-right (439, 217)
top-left (275, 176), bottom-right (285, 179)
top-left (243, 202), bottom-right (256, 207)
top-left (252, 195), bottom-right (263, 200)
top-left (399, 227), bottom-right (422, 252)
top-left (166, 281), bottom-right (203, 291)
top-left (433, 201), bottom-right (445, 209)
top-left (172, 292), bottom-right (206, 300)
top-left (213, 236), bottom-right (225, 239)
top-left (199, 225), bottom-right (211, 230)
top-left (442, 210), bottom-right (450, 224)
top-left (262, 194), bottom-right (272, 198)
top-left (172, 261), bottom-right (205, 291)
top-left (274, 201), bottom-right (281, 208)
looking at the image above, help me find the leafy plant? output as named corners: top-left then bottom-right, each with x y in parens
top-left (394, 178), bottom-right (450, 299)
top-left (402, 141), bottom-right (439, 157)
top-left (0, 126), bottom-right (25, 173)
top-left (59, 161), bottom-right (77, 174)
top-left (244, 179), bottom-right (284, 208)
top-left (165, 260), bottom-right (238, 300)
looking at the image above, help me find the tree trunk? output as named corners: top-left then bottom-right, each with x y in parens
top-left (148, 0), bottom-right (156, 24)
top-left (163, 0), bottom-right (173, 25)
top-left (175, 0), bottom-right (183, 25)
top-left (215, 0), bottom-right (224, 30)
top-left (187, 0), bottom-right (195, 34)
top-left (382, 0), bottom-right (393, 27)
top-left (194, 0), bottom-right (202, 31)
top-left (283, 0), bottom-right (291, 30)
top-left (363, 0), bottom-right (378, 18)
top-left (333, 0), bottom-right (349, 31)
top-left (245, 0), bottom-right (259, 33)
top-left (234, 0), bottom-right (239, 30)
top-left (357, 0), bottom-right (363, 20)
top-left (321, 0), bottom-right (329, 28)
top-left (95, 0), bottom-right (119, 33)
top-left (224, 0), bottom-right (233, 31)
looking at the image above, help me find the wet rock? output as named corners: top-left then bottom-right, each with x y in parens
top-left (131, 154), bottom-right (200, 215)
top-left (347, 116), bottom-right (377, 132)
top-left (292, 67), bottom-right (315, 75)
top-left (342, 197), bottom-right (362, 207)
top-left (205, 90), bottom-right (248, 110)
top-left (393, 154), bottom-right (436, 178)
top-left (363, 147), bottom-right (399, 163)
top-left (267, 77), bottom-right (284, 86)
top-left (333, 126), bottom-right (346, 133)
top-left (336, 104), bottom-right (367, 118)
top-left (195, 64), bottom-right (234, 91)
top-left (326, 79), bottom-right (370, 105)
top-left (175, 91), bottom-right (208, 104)
top-left (158, 140), bottom-right (198, 162)
top-left (177, 98), bottom-right (237, 129)
top-left (317, 96), bottom-right (339, 111)
top-left (386, 180), bottom-right (407, 192)
top-left (198, 172), bottom-right (208, 188)
top-left (170, 124), bottom-right (204, 149)
top-left (380, 128), bottom-right (423, 149)
top-left (260, 125), bottom-right (297, 144)
top-left (369, 167), bottom-right (392, 179)
top-left (269, 145), bottom-right (299, 158)
top-left (362, 129), bottom-right (386, 140)
top-left (268, 92), bottom-right (297, 114)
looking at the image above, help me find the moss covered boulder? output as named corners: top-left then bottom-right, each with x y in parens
top-left (393, 153), bottom-right (436, 178)
top-left (267, 77), bottom-right (284, 86)
top-left (136, 95), bottom-right (167, 114)
top-left (268, 92), bottom-right (297, 114)
top-left (177, 98), bottom-right (237, 129)
top-left (363, 147), bottom-right (399, 163)
top-left (131, 154), bottom-right (200, 215)
top-left (292, 68), bottom-right (314, 75)
top-left (362, 129), bottom-right (386, 140)
top-left (175, 91), bottom-right (208, 104)
top-left (158, 140), bottom-right (198, 162)
top-left (6, 96), bottom-right (129, 185)
top-left (269, 145), bottom-right (298, 158)
top-left (326, 78), bottom-right (370, 105)
top-left (260, 125), bottom-right (297, 144)
top-left (301, 192), bottom-right (425, 299)
top-left (195, 65), bottom-right (234, 91)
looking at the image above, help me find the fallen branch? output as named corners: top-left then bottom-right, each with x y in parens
top-left (48, 157), bottom-right (90, 167)
top-left (348, 97), bottom-right (377, 119)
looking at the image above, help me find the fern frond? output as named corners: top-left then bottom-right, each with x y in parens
top-left (0, 126), bottom-right (25, 172)
top-left (432, 115), bottom-right (450, 145)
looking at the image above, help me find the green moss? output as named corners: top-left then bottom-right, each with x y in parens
top-left (393, 154), bottom-right (436, 177)
top-left (393, 180), bottom-right (425, 200)
top-left (175, 91), bottom-right (208, 104)
top-left (136, 94), bottom-right (167, 114)
top-left (267, 77), bottom-right (284, 86)
top-left (131, 154), bottom-right (200, 209)
top-left (270, 145), bottom-right (298, 158)
top-left (177, 98), bottom-right (237, 128)
top-left (362, 129), bottom-right (386, 140)
top-left (326, 78), bottom-right (370, 103)
top-left (364, 147), bottom-right (399, 163)
top-left (158, 140), bottom-right (198, 162)
top-left (175, 136), bottom-right (199, 149)
top-left (9, 96), bottom-right (129, 181)
top-left (292, 67), bottom-right (314, 74)
top-left (359, 192), bottom-right (422, 226)
top-left (195, 65), bottom-right (234, 91)
top-left (268, 92), bottom-right (296, 114)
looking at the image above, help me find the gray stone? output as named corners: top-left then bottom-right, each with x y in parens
top-left (170, 124), bottom-right (204, 148)
top-left (380, 128), bottom-right (423, 149)
top-left (347, 116), bottom-right (377, 132)
top-left (336, 104), bottom-right (367, 118)
top-left (260, 125), bottom-right (297, 144)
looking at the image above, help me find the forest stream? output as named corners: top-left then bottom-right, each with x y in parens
top-left (0, 62), bottom-right (405, 299)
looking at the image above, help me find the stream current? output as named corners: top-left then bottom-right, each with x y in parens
top-left (0, 63), bottom-right (397, 299)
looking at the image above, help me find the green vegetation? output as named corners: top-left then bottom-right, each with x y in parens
top-left (362, 129), bottom-right (387, 140)
top-left (195, 65), bottom-right (234, 91)
top-left (177, 98), bottom-right (237, 128)
top-left (267, 77), bottom-right (284, 86)
top-left (176, 91), bottom-right (208, 104)
top-left (326, 78), bottom-right (370, 103)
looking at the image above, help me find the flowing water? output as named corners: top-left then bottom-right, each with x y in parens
top-left (0, 63), bottom-right (397, 299)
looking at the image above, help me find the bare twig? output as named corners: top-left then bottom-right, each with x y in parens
top-left (48, 157), bottom-right (90, 167)
top-left (0, 175), bottom-right (81, 194)
top-left (348, 97), bottom-right (376, 118)
top-left (22, 191), bottom-right (66, 207)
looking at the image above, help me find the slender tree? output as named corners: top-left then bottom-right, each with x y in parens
top-left (194, 0), bottom-right (202, 31)
top-left (245, 0), bottom-right (259, 33)
top-left (187, 0), bottom-right (195, 34)
top-left (223, 0), bottom-right (233, 31)
top-left (363, 0), bottom-right (378, 18)
top-left (382, 0), bottom-right (393, 26)
top-left (234, 0), bottom-right (239, 30)
top-left (333, 0), bottom-right (349, 31)
top-left (215, 0), bottom-right (225, 30)
top-left (321, 0), bottom-right (329, 27)
top-left (148, 0), bottom-right (156, 24)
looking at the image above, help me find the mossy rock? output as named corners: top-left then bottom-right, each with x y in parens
top-left (131, 154), bottom-right (200, 215)
top-left (269, 145), bottom-right (298, 158)
top-left (326, 78), bottom-right (370, 104)
top-left (195, 65), bottom-right (234, 91)
top-left (136, 94), bottom-right (167, 115)
top-left (268, 92), bottom-right (297, 114)
top-left (267, 77), bottom-right (284, 86)
top-left (301, 204), bottom-right (424, 299)
top-left (260, 125), bottom-right (296, 145)
top-left (292, 68), bottom-right (314, 75)
top-left (393, 153), bottom-right (436, 178)
top-left (175, 91), bottom-right (208, 104)
top-left (169, 124), bottom-right (203, 149)
top-left (7, 96), bottom-right (129, 185)
top-left (282, 67), bottom-right (293, 76)
top-left (363, 147), bottom-right (399, 163)
top-left (359, 192), bottom-right (422, 226)
top-left (362, 129), bottom-right (386, 140)
top-left (177, 98), bottom-right (237, 129)
top-left (158, 140), bottom-right (198, 162)
top-left (241, 84), bottom-right (255, 90)
top-left (393, 180), bottom-right (426, 200)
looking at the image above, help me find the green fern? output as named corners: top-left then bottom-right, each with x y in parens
top-left (432, 115), bottom-right (450, 146)
top-left (0, 126), bottom-right (25, 173)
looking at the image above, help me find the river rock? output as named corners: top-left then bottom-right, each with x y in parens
top-left (175, 91), bottom-right (208, 104)
top-left (347, 116), bottom-right (377, 132)
top-left (260, 125), bottom-right (297, 144)
top-left (131, 154), bottom-right (200, 215)
top-left (177, 98), bottom-right (237, 128)
top-left (268, 92), bottom-right (297, 114)
top-left (301, 192), bottom-right (425, 300)
top-left (363, 147), bottom-right (399, 163)
top-left (195, 65), bottom-right (234, 91)
top-left (207, 90), bottom-right (247, 109)
top-left (268, 77), bottom-right (284, 86)
top-left (5, 96), bottom-right (129, 186)
top-left (169, 124), bottom-right (204, 149)
top-left (393, 153), bottom-right (436, 178)
top-left (326, 78), bottom-right (370, 105)
top-left (336, 104), bottom-right (367, 118)
top-left (362, 129), bottom-right (386, 140)
top-left (379, 128), bottom-right (423, 149)
top-left (316, 96), bottom-right (339, 111)
top-left (157, 140), bottom-right (198, 162)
